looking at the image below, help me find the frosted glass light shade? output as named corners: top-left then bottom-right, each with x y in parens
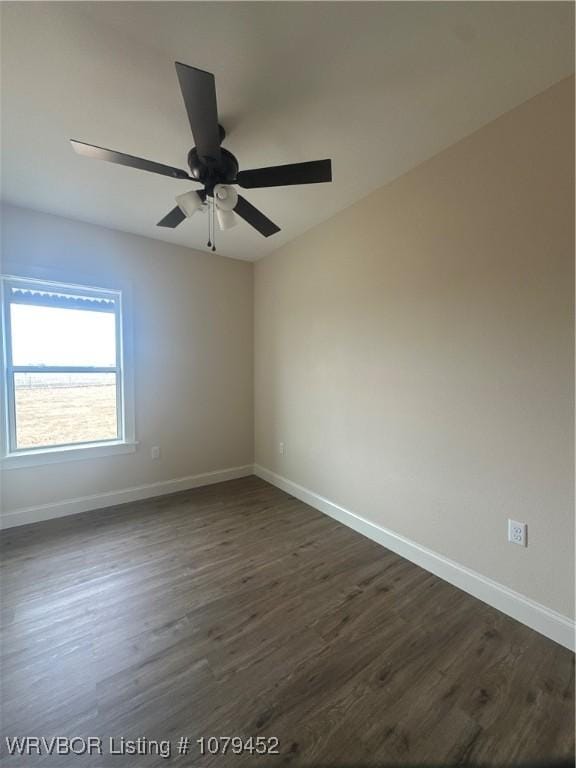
top-left (216, 208), bottom-right (238, 230)
top-left (176, 190), bottom-right (204, 217)
top-left (214, 184), bottom-right (238, 212)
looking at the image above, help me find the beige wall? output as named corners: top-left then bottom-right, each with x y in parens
top-left (1, 204), bottom-right (253, 514)
top-left (255, 77), bottom-right (575, 618)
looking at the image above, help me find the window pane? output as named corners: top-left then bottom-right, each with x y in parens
top-left (14, 373), bottom-right (118, 449)
top-left (10, 304), bottom-right (116, 367)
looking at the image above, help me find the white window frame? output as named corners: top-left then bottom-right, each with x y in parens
top-left (1, 274), bottom-right (136, 468)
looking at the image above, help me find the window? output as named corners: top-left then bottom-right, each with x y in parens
top-left (1, 276), bottom-right (135, 464)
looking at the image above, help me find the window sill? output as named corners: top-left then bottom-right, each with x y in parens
top-left (1, 440), bottom-right (138, 470)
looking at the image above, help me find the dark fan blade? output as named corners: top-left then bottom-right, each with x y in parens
top-left (157, 206), bottom-right (187, 228)
top-left (234, 196), bottom-right (280, 237)
top-left (175, 62), bottom-right (221, 164)
top-left (70, 140), bottom-right (192, 180)
top-left (236, 159), bottom-right (332, 189)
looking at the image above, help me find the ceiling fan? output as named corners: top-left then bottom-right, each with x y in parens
top-left (71, 62), bottom-right (332, 250)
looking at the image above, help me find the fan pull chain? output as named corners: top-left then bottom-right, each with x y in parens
top-left (206, 197), bottom-right (212, 248)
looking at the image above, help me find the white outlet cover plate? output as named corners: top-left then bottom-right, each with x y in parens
top-left (508, 519), bottom-right (527, 547)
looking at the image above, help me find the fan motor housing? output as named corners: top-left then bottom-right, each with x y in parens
top-left (187, 147), bottom-right (239, 189)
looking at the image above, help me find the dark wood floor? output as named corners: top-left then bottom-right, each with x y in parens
top-left (1, 476), bottom-right (574, 767)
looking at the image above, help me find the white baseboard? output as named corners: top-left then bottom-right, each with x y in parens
top-left (254, 464), bottom-right (575, 651)
top-left (0, 465), bottom-right (254, 530)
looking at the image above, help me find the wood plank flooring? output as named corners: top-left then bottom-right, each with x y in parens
top-left (1, 476), bottom-right (574, 766)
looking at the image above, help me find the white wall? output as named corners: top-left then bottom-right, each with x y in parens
top-left (1, 204), bottom-right (254, 519)
top-left (254, 77), bottom-right (575, 620)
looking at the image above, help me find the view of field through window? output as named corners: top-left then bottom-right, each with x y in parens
top-left (10, 294), bottom-right (119, 449)
top-left (14, 373), bottom-right (118, 449)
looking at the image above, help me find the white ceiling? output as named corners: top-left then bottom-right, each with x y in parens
top-left (1, 2), bottom-right (574, 261)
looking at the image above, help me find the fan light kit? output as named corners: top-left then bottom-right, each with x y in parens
top-left (70, 62), bottom-right (332, 252)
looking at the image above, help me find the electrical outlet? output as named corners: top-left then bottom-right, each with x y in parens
top-left (279, 442), bottom-right (285, 456)
top-left (151, 446), bottom-right (161, 460)
top-left (508, 519), bottom-right (527, 547)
